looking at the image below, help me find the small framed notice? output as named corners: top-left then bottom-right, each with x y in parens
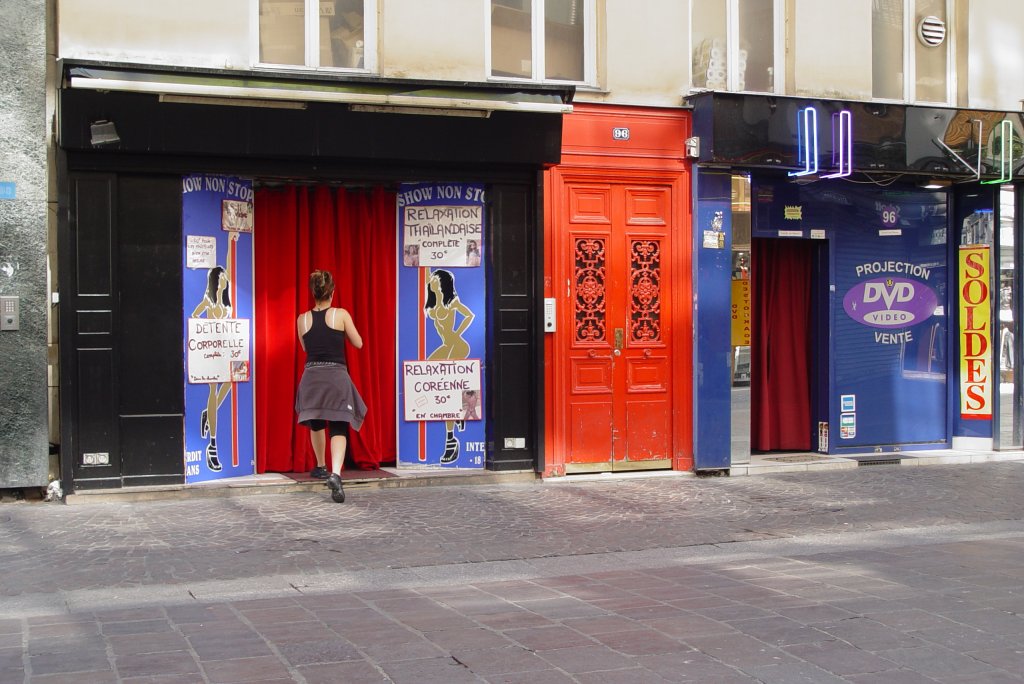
top-left (186, 235), bottom-right (217, 269)
top-left (222, 199), bottom-right (253, 233)
top-left (403, 359), bottom-right (482, 421)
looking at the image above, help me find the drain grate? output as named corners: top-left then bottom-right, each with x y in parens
top-left (853, 457), bottom-right (902, 466)
top-left (763, 454), bottom-right (826, 463)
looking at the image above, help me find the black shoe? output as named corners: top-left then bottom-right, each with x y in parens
top-left (310, 466), bottom-right (329, 479)
top-left (206, 439), bottom-right (222, 472)
top-left (200, 409), bottom-right (209, 438)
top-left (440, 436), bottom-right (460, 464)
top-left (455, 420), bottom-right (465, 432)
top-left (326, 473), bottom-right (345, 503)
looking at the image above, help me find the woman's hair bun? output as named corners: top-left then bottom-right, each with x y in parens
top-left (309, 269), bottom-right (335, 300)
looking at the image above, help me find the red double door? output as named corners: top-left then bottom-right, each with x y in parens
top-left (556, 181), bottom-right (676, 472)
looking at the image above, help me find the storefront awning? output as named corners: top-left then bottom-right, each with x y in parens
top-left (60, 62), bottom-right (570, 166)
top-left (68, 65), bottom-right (573, 116)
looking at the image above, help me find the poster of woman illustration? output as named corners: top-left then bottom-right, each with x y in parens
top-left (424, 269), bottom-right (475, 462)
top-left (182, 174), bottom-right (255, 483)
top-left (192, 232), bottom-right (239, 471)
top-left (397, 182), bottom-right (487, 468)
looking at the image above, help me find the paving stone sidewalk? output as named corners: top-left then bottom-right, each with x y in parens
top-left (1, 462), bottom-right (1024, 682)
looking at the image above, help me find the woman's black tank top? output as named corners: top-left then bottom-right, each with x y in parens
top-left (303, 309), bottom-right (348, 365)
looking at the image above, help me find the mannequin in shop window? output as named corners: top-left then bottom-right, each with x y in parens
top-left (1000, 285), bottom-right (1014, 383)
top-left (192, 231), bottom-right (239, 472)
top-left (1001, 322), bottom-right (1015, 383)
top-left (295, 270), bottom-right (367, 502)
top-left (425, 269), bottom-right (475, 463)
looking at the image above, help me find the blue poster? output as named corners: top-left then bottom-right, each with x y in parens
top-left (181, 174), bottom-right (256, 482)
top-left (397, 182), bottom-right (487, 468)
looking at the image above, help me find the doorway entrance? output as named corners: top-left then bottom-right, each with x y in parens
top-left (750, 237), bottom-right (817, 452)
top-left (558, 181), bottom-right (676, 472)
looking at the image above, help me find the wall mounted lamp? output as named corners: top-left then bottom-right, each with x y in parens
top-left (89, 120), bottom-right (120, 147)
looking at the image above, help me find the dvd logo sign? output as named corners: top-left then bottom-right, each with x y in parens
top-left (863, 281), bottom-right (914, 325)
top-left (843, 277), bottom-right (937, 328)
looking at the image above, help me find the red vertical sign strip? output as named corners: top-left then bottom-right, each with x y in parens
top-left (229, 233), bottom-right (239, 467)
top-left (417, 266), bottom-right (427, 461)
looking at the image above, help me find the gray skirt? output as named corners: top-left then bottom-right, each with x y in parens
top-left (295, 364), bottom-right (367, 431)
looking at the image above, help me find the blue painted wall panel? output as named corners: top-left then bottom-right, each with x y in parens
top-left (692, 169), bottom-right (733, 470)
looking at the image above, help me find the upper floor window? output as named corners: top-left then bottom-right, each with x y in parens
top-left (692, 0), bottom-right (782, 93)
top-left (256, 0), bottom-right (375, 70)
top-left (489, 0), bottom-right (594, 83)
top-left (872, 0), bottom-right (954, 103)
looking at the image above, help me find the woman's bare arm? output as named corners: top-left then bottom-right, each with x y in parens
top-left (296, 312), bottom-right (309, 351)
top-left (339, 309), bottom-right (363, 349)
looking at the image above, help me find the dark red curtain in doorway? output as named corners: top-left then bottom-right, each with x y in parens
top-left (751, 238), bottom-right (812, 451)
top-left (254, 186), bottom-right (397, 473)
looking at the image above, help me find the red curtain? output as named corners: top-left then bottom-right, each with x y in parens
top-left (254, 185), bottom-right (397, 472)
top-left (751, 238), bottom-right (812, 451)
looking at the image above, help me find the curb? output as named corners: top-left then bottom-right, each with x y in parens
top-left (51, 453), bottom-right (1024, 504)
top-left (63, 469), bottom-right (539, 505)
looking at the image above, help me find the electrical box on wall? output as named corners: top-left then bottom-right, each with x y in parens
top-left (0, 296), bottom-right (18, 330)
top-left (544, 297), bottom-right (556, 332)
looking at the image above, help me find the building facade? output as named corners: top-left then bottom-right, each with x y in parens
top-left (6, 0), bottom-right (1024, 492)
top-left (677, 1), bottom-right (1024, 469)
top-left (53, 0), bottom-right (575, 492)
top-left (545, 0), bottom-right (1024, 473)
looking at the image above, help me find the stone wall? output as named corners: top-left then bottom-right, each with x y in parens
top-left (0, 0), bottom-right (49, 488)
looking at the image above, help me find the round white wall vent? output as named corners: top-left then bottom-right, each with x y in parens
top-left (917, 15), bottom-right (946, 47)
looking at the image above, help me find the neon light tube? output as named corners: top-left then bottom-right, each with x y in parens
top-left (789, 107), bottom-right (818, 177)
top-left (982, 120), bottom-right (1015, 185)
top-left (822, 110), bottom-right (852, 179)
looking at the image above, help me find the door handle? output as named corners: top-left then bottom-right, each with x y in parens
top-left (614, 328), bottom-right (624, 350)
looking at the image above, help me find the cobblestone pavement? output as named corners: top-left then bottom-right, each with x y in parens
top-left (2, 462), bottom-right (1024, 682)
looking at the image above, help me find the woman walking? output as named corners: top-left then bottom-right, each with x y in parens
top-left (295, 270), bottom-right (367, 502)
